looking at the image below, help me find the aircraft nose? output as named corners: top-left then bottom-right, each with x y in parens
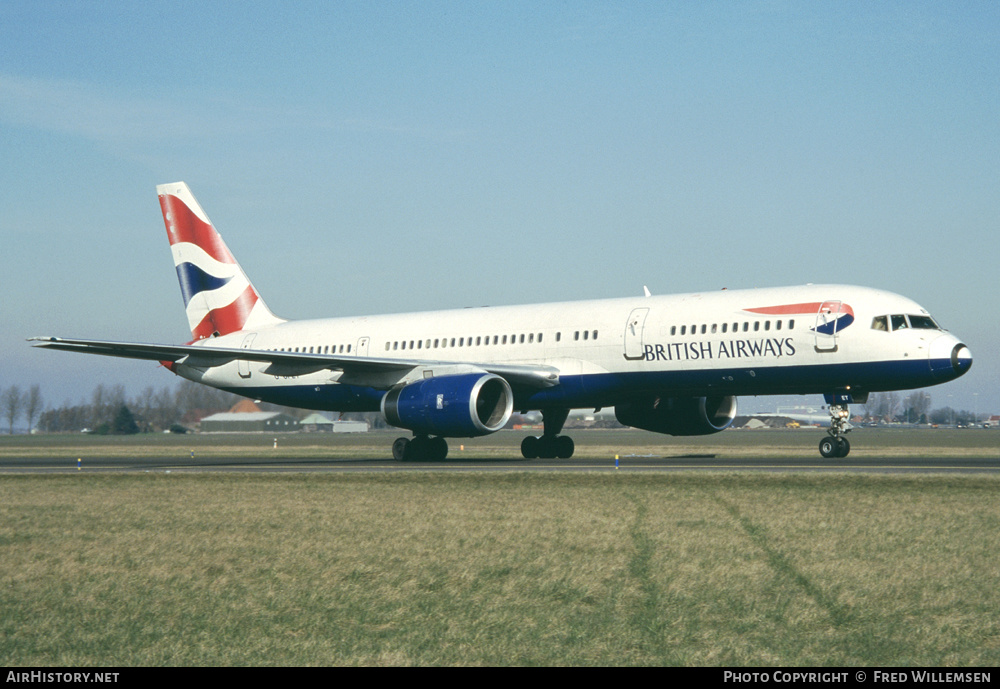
top-left (929, 336), bottom-right (972, 380)
top-left (951, 343), bottom-right (972, 377)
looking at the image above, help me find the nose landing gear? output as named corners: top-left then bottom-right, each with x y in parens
top-left (819, 404), bottom-right (852, 458)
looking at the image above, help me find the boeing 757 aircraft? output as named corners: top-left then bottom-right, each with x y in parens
top-left (31, 183), bottom-right (972, 460)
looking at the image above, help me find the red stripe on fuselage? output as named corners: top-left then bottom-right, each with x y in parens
top-left (158, 193), bottom-right (235, 264)
top-left (745, 302), bottom-right (855, 317)
top-left (745, 302), bottom-right (824, 315)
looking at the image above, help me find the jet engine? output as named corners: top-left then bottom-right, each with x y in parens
top-left (381, 372), bottom-right (514, 437)
top-left (615, 395), bottom-right (738, 436)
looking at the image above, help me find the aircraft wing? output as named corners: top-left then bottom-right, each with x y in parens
top-left (28, 337), bottom-right (561, 389)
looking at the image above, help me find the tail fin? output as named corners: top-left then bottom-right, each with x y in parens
top-left (157, 182), bottom-right (284, 340)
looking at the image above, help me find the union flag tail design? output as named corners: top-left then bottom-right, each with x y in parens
top-left (157, 182), bottom-right (284, 340)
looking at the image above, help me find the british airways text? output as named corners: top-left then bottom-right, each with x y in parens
top-left (643, 338), bottom-right (796, 362)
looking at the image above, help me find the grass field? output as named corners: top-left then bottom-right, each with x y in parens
top-left (2, 470), bottom-right (998, 666)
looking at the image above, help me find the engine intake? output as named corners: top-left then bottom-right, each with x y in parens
top-left (615, 395), bottom-right (737, 436)
top-left (381, 373), bottom-right (513, 437)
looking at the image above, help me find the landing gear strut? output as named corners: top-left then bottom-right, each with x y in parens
top-left (819, 404), bottom-right (852, 458)
top-left (392, 435), bottom-right (449, 462)
top-left (521, 408), bottom-right (575, 459)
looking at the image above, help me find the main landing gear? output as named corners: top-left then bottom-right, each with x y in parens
top-left (819, 403), bottom-right (852, 458)
top-left (392, 435), bottom-right (449, 462)
top-left (520, 408), bottom-right (575, 459)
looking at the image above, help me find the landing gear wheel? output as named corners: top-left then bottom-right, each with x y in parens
top-left (835, 436), bottom-right (850, 458)
top-left (394, 435), bottom-right (449, 462)
top-left (521, 435), bottom-right (540, 459)
top-left (392, 437), bottom-right (410, 461)
top-left (555, 435), bottom-right (575, 459)
top-left (819, 437), bottom-right (838, 458)
top-left (429, 436), bottom-right (449, 462)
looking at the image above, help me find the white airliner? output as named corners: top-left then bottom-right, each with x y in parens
top-left (31, 182), bottom-right (972, 460)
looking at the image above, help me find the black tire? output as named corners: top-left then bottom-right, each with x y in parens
top-left (836, 436), bottom-right (850, 458)
top-left (521, 435), bottom-right (540, 459)
top-left (407, 436), bottom-right (428, 461)
top-left (392, 437), bottom-right (410, 461)
top-left (819, 437), bottom-right (838, 458)
top-left (555, 435), bottom-right (575, 459)
top-left (430, 436), bottom-right (449, 461)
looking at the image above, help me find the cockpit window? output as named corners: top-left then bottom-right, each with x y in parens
top-left (877, 314), bottom-right (941, 331)
top-left (908, 315), bottom-right (939, 329)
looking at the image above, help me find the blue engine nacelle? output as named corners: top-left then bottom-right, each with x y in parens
top-left (615, 395), bottom-right (738, 436)
top-left (380, 373), bottom-right (514, 437)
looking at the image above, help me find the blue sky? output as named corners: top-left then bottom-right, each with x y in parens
top-left (2, 1), bottom-right (997, 416)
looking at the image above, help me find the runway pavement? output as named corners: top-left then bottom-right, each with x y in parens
top-left (1, 453), bottom-right (996, 474)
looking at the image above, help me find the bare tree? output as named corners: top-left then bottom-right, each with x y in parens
top-left (2, 385), bottom-right (24, 434)
top-left (904, 391), bottom-right (932, 423)
top-left (90, 384), bottom-right (106, 429)
top-left (25, 385), bottom-right (43, 433)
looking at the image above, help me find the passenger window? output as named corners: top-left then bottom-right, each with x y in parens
top-left (891, 315), bottom-right (908, 331)
top-left (872, 316), bottom-right (888, 331)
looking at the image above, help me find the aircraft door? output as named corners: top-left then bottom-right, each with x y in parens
top-left (814, 301), bottom-right (844, 352)
top-left (238, 333), bottom-right (256, 378)
top-left (623, 308), bottom-right (650, 360)
top-left (356, 336), bottom-right (370, 356)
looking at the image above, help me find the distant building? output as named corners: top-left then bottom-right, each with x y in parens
top-left (333, 420), bottom-right (368, 433)
top-left (200, 411), bottom-right (300, 433)
top-left (300, 412), bottom-right (335, 432)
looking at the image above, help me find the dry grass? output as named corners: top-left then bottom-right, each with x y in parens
top-left (1, 473), bottom-right (998, 665)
